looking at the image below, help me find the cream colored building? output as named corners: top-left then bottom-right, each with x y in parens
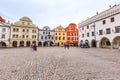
top-left (78, 4), bottom-right (120, 49)
top-left (10, 17), bottom-right (38, 47)
top-left (55, 25), bottom-right (66, 46)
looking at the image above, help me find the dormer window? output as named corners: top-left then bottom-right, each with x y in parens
top-left (22, 22), bottom-right (24, 25)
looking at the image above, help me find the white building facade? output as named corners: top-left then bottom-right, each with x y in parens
top-left (38, 26), bottom-right (54, 46)
top-left (78, 4), bottom-right (120, 49)
top-left (0, 22), bottom-right (10, 47)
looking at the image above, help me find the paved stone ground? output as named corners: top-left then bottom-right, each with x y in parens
top-left (0, 47), bottom-right (120, 80)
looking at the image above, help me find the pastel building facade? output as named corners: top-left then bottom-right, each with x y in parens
top-left (65, 23), bottom-right (78, 46)
top-left (0, 16), bottom-right (11, 47)
top-left (38, 26), bottom-right (54, 46)
top-left (55, 25), bottom-right (66, 46)
top-left (78, 4), bottom-right (120, 49)
top-left (9, 17), bottom-right (38, 47)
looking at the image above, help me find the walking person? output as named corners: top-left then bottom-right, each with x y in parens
top-left (66, 42), bottom-right (69, 49)
top-left (30, 43), bottom-right (34, 51)
top-left (64, 43), bottom-right (66, 49)
top-left (34, 43), bottom-right (37, 51)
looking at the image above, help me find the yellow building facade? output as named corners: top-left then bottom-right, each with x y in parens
top-left (54, 25), bottom-right (66, 46)
top-left (9, 17), bottom-right (38, 47)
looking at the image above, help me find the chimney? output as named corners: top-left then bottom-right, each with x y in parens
top-left (109, 5), bottom-right (111, 8)
top-left (96, 11), bottom-right (98, 15)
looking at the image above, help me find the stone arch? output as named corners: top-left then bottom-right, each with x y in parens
top-left (20, 41), bottom-right (24, 47)
top-left (38, 42), bottom-right (42, 46)
top-left (112, 36), bottom-right (120, 49)
top-left (26, 41), bottom-right (30, 47)
top-left (12, 41), bottom-right (17, 47)
top-left (80, 40), bottom-right (83, 44)
top-left (85, 39), bottom-right (89, 47)
top-left (100, 37), bottom-right (111, 48)
top-left (0, 42), bottom-right (6, 47)
top-left (91, 39), bottom-right (96, 47)
top-left (43, 41), bottom-right (48, 46)
top-left (50, 41), bottom-right (54, 46)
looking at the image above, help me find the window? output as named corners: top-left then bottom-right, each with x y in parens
top-left (49, 32), bottom-right (50, 35)
top-left (72, 38), bottom-right (74, 40)
top-left (68, 37), bottom-right (70, 40)
top-left (115, 26), bottom-right (120, 33)
top-left (103, 20), bottom-right (106, 25)
top-left (26, 35), bottom-right (28, 38)
top-left (13, 28), bottom-right (15, 32)
top-left (59, 37), bottom-right (61, 40)
top-left (16, 35), bottom-right (18, 38)
top-left (56, 33), bottom-right (57, 35)
top-left (43, 32), bottom-right (45, 34)
top-left (32, 30), bottom-right (34, 33)
top-left (2, 34), bottom-right (5, 39)
top-left (41, 36), bottom-right (43, 39)
top-left (55, 37), bottom-right (57, 40)
top-left (87, 25), bottom-right (89, 29)
top-left (59, 33), bottom-right (61, 35)
top-left (111, 17), bottom-right (114, 22)
top-left (92, 32), bottom-right (94, 36)
top-left (2, 28), bottom-right (6, 32)
top-left (13, 35), bottom-right (15, 38)
top-left (99, 30), bottom-right (103, 35)
top-left (17, 29), bottom-right (19, 32)
top-left (22, 35), bottom-right (25, 38)
top-left (35, 35), bottom-right (36, 38)
top-left (22, 22), bottom-right (24, 25)
top-left (87, 33), bottom-right (89, 37)
top-left (63, 37), bottom-right (65, 40)
top-left (82, 28), bottom-right (84, 30)
top-left (52, 37), bottom-right (53, 39)
top-left (23, 29), bottom-right (25, 32)
top-left (106, 28), bottom-right (111, 34)
top-left (45, 36), bottom-right (47, 39)
top-left (82, 34), bottom-right (84, 38)
top-left (49, 36), bottom-right (50, 39)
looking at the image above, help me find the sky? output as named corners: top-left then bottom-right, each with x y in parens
top-left (0, 0), bottom-right (120, 29)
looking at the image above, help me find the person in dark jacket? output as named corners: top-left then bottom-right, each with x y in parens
top-left (34, 43), bottom-right (37, 51)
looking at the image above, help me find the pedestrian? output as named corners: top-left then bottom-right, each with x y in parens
top-left (66, 42), bottom-right (69, 49)
top-left (64, 43), bottom-right (66, 49)
top-left (34, 43), bottom-right (37, 51)
top-left (30, 43), bottom-right (34, 51)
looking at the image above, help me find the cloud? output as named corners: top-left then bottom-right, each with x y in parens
top-left (0, 0), bottom-right (120, 28)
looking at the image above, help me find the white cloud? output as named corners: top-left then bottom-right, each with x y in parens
top-left (0, 0), bottom-right (120, 28)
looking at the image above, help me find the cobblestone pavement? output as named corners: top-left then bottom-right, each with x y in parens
top-left (0, 47), bottom-right (120, 80)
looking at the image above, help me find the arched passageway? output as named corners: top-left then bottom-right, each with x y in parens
top-left (91, 39), bottom-right (96, 47)
top-left (0, 42), bottom-right (6, 47)
top-left (113, 36), bottom-right (120, 49)
top-left (100, 37), bottom-right (111, 48)
top-left (12, 41), bottom-right (17, 47)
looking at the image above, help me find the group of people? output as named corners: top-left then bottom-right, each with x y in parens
top-left (64, 43), bottom-right (69, 49)
top-left (30, 43), bottom-right (37, 51)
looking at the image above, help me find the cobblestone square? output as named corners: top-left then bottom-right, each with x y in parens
top-left (0, 47), bottom-right (120, 80)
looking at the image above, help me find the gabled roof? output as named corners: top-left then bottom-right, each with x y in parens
top-left (0, 16), bottom-right (5, 22)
